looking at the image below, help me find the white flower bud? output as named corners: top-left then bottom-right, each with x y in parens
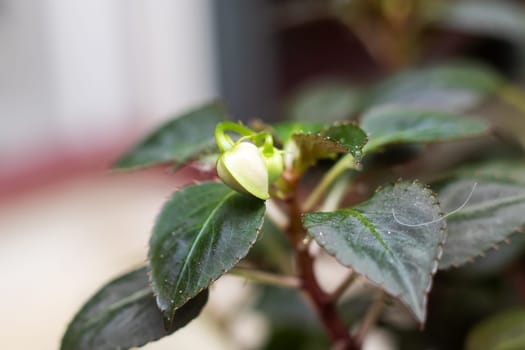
top-left (217, 142), bottom-right (270, 200)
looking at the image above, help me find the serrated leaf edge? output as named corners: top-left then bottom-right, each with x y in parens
top-left (147, 181), bottom-right (265, 320)
top-left (322, 122), bottom-right (369, 161)
top-left (440, 226), bottom-right (525, 270)
top-left (439, 187), bottom-right (525, 269)
top-left (304, 180), bottom-right (447, 325)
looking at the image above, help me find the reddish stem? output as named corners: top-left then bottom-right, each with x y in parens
top-left (285, 173), bottom-right (359, 350)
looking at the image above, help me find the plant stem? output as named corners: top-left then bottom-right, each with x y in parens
top-left (356, 292), bottom-right (385, 344)
top-left (330, 271), bottom-right (358, 303)
top-left (303, 154), bottom-right (356, 212)
top-left (320, 172), bottom-right (353, 212)
top-left (229, 266), bottom-right (300, 289)
top-left (286, 172), bottom-right (359, 350)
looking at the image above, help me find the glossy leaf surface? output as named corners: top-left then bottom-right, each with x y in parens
top-left (114, 101), bottom-right (227, 170)
top-left (367, 62), bottom-right (503, 112)
top-left (361, 106), bottom-right (489, 153)
top-left (61, 267), bottom-right (208, 350)
top-left (321, 123), bottom-right (368, 160)
top-left (438, 161), bottom-right (525, 269)
top-left (303, 182), bottom-right (445, 323)
top-left (149, 182), bottom-right (265, 320)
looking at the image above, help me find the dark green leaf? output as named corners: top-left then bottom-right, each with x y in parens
top-left (321, 122), bottom-right (368, 160)
top-left (244, 217), bottom-right (293, 274)
top-left (338, 292), bottom-right (376, 326)
top-left (61, 267), bottom-right (208, 350)
top-left (438, 178), bottom-right (525, 269)
top-left (367, 62), bottom-right (503, 112)
top-left (114, 101), bottom-right (228, 170)
top-left (263, 326), bottom-right (330, 350)
top-left (448, 159), bottom-right (525, 185)
top-left (256, 286), bottom-right (319, 329)
top-left (255, 286), bottom-right (328, 350)
top-left (361, 106), bottom-right (489, 153)
top-left (285, 81), bottom-right (363, 122)
top-left (303, 182), bottom-right (445, 323)
top-left (149, 182), bottom-right (265, 320)
top-left (452, 233), bottom-right (525, 278)
top-left (466, 308), bottom-right (525, 350)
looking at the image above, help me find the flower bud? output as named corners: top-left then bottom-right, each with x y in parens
top-left (217, 142), bottom-right (270, 200)
top-left (261, 149), bottom-right (284, 183)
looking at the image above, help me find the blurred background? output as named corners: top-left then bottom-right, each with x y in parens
top-left (2, 0), bottom-right (525, 349)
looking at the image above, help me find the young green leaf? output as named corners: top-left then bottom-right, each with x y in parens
top-left (466, 308), bottom-right (525, 350)
top-left (439, 179), bottom-right (525, 269)
top-left (114, 101), bottom-right (228, 170)
top-left (367, 62), bottom-right (503, 112)
top-left (361, 106), bottom-right (489, 154)
top-left (286, 123), bottom-right (367, 173)
top-left (61, 267), bottom-right (208, 350)
top-left (149, 182), bottom-right (265, 320)
top-left (303, 182), bottom-right (445, 323)
top-left (321, 123), bottom-right (368, 160)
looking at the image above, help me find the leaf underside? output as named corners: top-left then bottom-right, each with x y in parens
top-left (361, 106), bottom-right (489, 153)
top-left (114, 101), bottom-right (228, 170)
top-left (292, 133), bottom-right (348, 171)
top-left (149, 182), bottom-right (266, 320)
top-left (303, 182), bottom-right (445, 323)
top-left (61, 267), bottom-right (208, 350)
top-left (288, 122), bottom-right (369, 172)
